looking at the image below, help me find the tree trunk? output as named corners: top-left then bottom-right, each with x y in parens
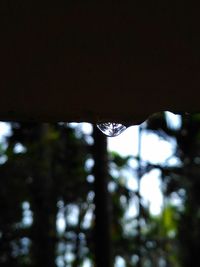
top-left (30, 124), bottom-right (57, 267)
top-left (92, 126), bottom-right (112, 267)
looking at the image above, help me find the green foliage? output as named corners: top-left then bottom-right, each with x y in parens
top-left (147, 112), bottom-right (200, 267)
top-left (110, 151), bottom-right (131, 168)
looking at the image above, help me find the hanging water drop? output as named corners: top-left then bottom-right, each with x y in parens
top-left (97, 123), bottom-right (127, 137)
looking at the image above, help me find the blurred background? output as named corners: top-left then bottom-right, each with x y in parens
top-left (0, 112), bottom-right (199, 267)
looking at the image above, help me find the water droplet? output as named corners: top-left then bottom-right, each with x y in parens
top-left (97, 123), bottom-right (127, 137)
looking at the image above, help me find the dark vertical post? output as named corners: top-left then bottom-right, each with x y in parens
top-left (92, 126), bottom-right (112, 267)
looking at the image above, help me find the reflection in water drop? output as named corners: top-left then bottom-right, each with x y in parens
top-left (97, 123), bottom-right (127, 137)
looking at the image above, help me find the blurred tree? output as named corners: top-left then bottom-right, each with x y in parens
top-left (146, 113), bottom-right (200, 267)
top-left (0, 123), bottom-right (90, 267)
top-left (0, 122), bottom-right (155, 267)
top-left (3, 115), bottom-right (200, 267)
